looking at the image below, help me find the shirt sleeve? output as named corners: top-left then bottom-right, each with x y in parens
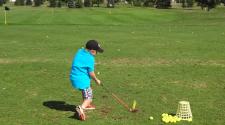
top-left (87, 66), bottom-right (94, 73)
top-left (87, 57), bottom-right (95, 73)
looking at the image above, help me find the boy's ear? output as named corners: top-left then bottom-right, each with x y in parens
top-left (90, 50), bottom-right (96, 55)
top-left (90, 50), bottom-right (94, 53)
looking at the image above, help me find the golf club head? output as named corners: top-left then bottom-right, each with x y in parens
top-left (129, 108), bottom-right (139, 113)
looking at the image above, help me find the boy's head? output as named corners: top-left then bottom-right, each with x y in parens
top-left (86, 40), bottom-right (104, 55)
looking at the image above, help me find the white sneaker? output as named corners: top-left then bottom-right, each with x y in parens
top-left (76, 105), bottom-right (86, 121)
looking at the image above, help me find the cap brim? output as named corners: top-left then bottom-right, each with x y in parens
top-left (97, 48), bottom-right (104, 53)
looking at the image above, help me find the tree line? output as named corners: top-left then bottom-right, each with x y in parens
top-left (0, 0), bottom-right (225, 10)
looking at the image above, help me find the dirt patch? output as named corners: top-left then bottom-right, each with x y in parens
top-left (96, 58), bottom-right (225, 67)
top-left (169, 80), bottom-right (208, 89)
top-left (96, 58), bottom-right (173, 67)
top-left (102, 95), bottom-right (108, 99)
top-left (0, 58), bottom-right (51, 64)
top-left (199, 60), bottom-right (225, 67)
top-left (99, 106), bottom-right (112, 117)
top-left (192, 82), bottom-right (208, 89)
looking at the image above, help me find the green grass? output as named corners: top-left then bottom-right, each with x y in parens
top-left (0, 6), bottom-right (225, 125)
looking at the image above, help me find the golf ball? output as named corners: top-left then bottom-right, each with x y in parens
top-left (149, 116), bottom-right (154, 120)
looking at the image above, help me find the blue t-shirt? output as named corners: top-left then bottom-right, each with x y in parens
top-left (70, 48), bottom-right (95, 89)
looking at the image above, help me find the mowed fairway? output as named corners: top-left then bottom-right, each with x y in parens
top-left (0, 6), bottom-right (225, 125)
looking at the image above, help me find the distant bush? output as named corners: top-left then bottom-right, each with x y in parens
top-left (67, 0), bottom-right (75, 8)
top-left (181, 0), bottom-right (194, 8)
top-left (132, 0), bottom-right (143, 6)
top-left (57, 0), bottom-right (62, 7)
top-left (26, 0), bottom-right (33, 5)
top-left (143, 0), bottom-right (155, 7)
top-left (49, 0), bottom-right (56, 7)
top-left (34, 0), bottom-right (42, 6)
top-left (84, 0), bottom-right (92, 7)
top-left (92, 0), bottom-right (103, 7)
top-left (75, 0), bottom-right (83, 8)
top-left (127, 0), bottom-right (172, 8)
top-left (49, 0), bottom-right (61, 7)
top-left (15, 0), bottom-right (25, 5)
top-left (0, 0), bottom-right (3, 6)
top-left (3, 0), bottom-right (7, 4)
top-left (107, 0), bottom-right (115, 7)
top-left (196, 0), bottom-right (218, 11)
top-left (155, 0), bottom-right (171, 8)
top-left (221, 0), bottom-right (225, 5)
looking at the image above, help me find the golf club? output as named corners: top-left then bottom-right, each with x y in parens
top-left (101, 84), bottom-right (138, 113)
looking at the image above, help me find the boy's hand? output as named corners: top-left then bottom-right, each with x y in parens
top-left (89, 71), bottom-right (101, 85)
top-left (96, 79), bottom-right (101, 85)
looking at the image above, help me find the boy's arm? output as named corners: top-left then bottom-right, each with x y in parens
top-left (89, 72), bottom-right (101, 85)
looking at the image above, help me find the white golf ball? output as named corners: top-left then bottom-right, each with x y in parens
top-left (149, 116), bottom-right (154, 120)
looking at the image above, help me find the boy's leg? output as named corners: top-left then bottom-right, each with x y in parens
top-left (81, 87), bottom-right (95, 110)
top-left (81, 99), bottom-right (92, 109)
top-left (75, 87), bottom-right (94, 120)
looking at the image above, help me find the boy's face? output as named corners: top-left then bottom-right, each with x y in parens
top-left (89, 50), bottom-right (97, 56)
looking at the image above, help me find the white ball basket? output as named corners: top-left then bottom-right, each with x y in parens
top-left (176, 101), bottom-right (193, 121)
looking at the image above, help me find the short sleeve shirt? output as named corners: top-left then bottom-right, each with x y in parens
top-left (70, 48), bottom-right (95, 89)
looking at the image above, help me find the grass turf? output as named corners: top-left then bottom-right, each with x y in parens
top-left (0, 6), bottom-right (225, 125)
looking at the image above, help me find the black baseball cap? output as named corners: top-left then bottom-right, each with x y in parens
top-left (86, 40), bottom-right (104, 53)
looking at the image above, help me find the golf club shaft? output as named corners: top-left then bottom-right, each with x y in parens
top-left (101, 84), bottom-right (130, 111)
top-left (111, 93), bottom-right (130, 110)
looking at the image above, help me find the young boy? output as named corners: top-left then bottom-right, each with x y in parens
top-left (70, 40), bottom-right (104, 121)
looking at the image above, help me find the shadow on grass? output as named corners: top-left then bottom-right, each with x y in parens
top-left (43, 101), bottom-right (76, 112)
top-left (43, 101), bottom-right (79, 120)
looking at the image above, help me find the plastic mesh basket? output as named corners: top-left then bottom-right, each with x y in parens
top-left (176, 101), bottom-right (192, 120)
